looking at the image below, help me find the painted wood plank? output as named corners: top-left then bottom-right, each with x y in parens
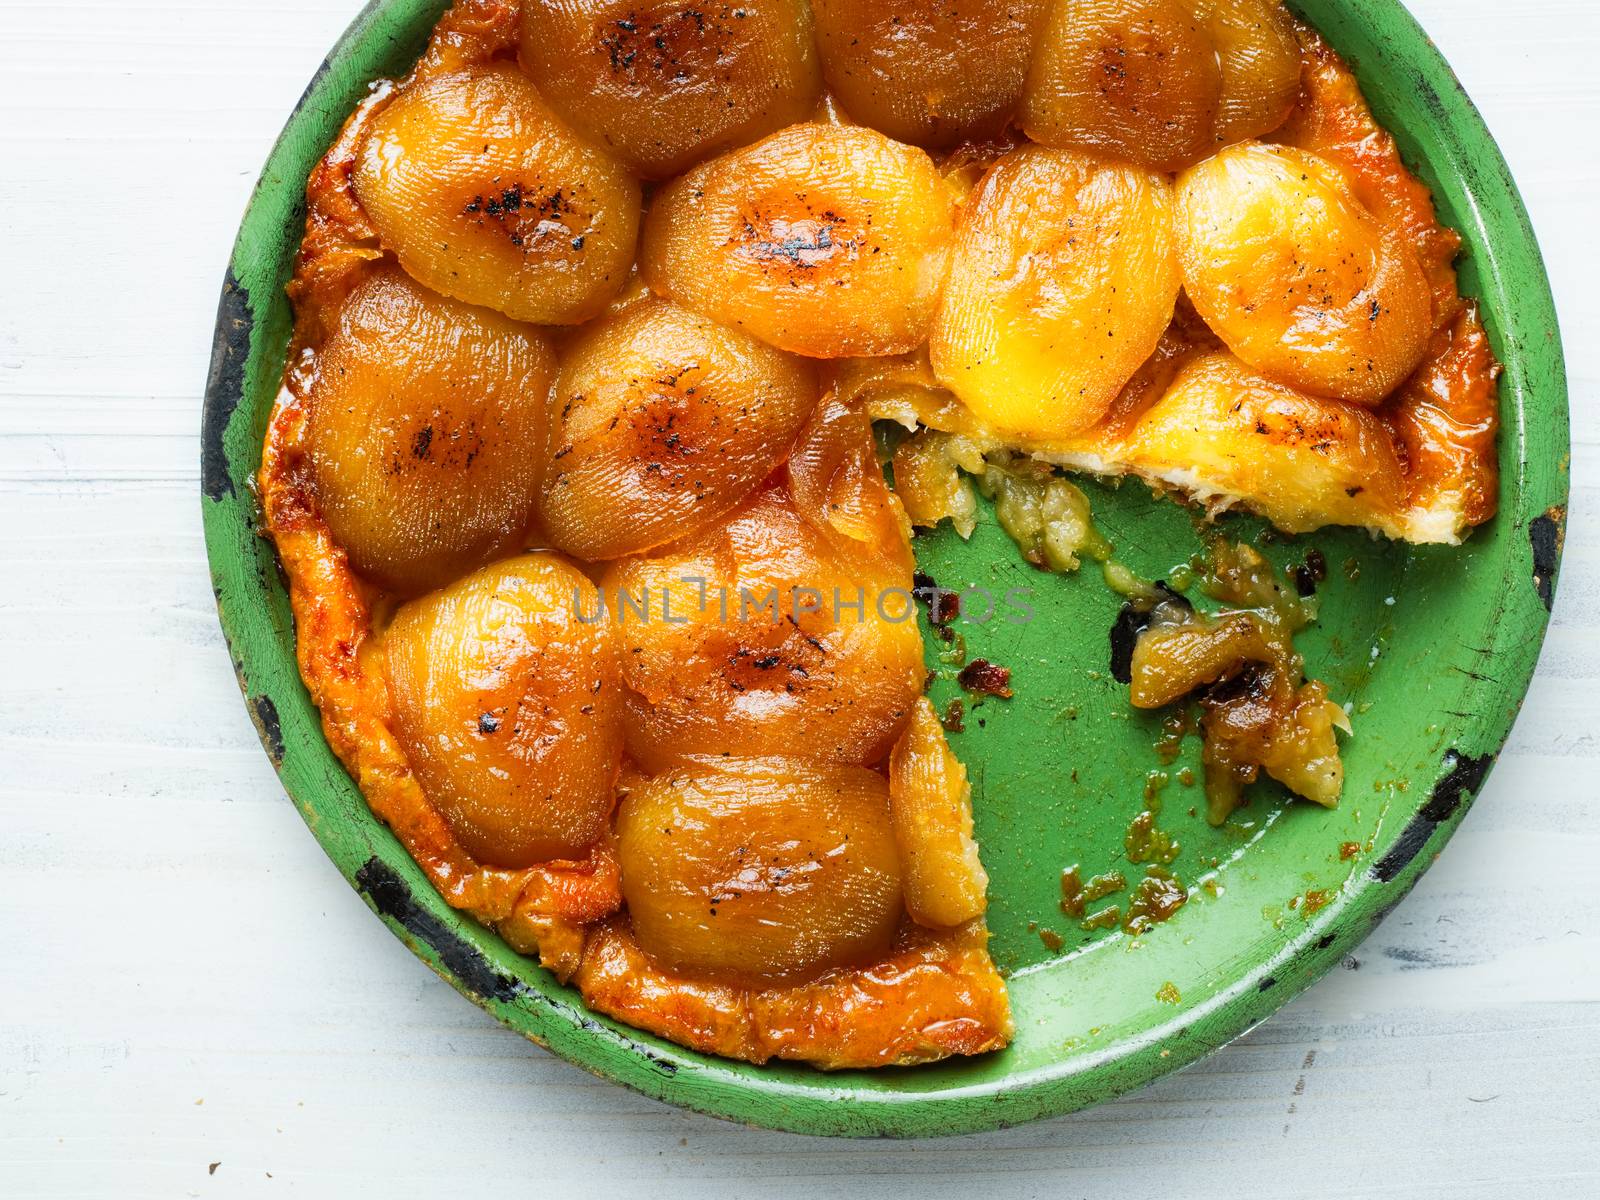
top-left (0, 0), bottom-right (1595, 1194)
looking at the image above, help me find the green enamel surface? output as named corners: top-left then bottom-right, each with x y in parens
top-left (201, 0), bottom-right (1569, 1138)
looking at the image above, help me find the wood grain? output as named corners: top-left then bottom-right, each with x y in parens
top-left (0, 0), bottom-right (1595, 1194)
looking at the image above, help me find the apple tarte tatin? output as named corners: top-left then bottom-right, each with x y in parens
top-left (260, 0), bottom-right (1499, 1068)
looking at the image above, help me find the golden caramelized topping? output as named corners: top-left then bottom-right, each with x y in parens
top-left (1176, 142), bottom-right (1432, 404)
top-left (518, 1), bottom-right (821, 179)
top-left (540, 298), bottom-right (819, 560)
top-left (1388, 310), bottom-right (1502, 535)
top-left (382, 554), bottom-right (625, 867)
top-left (600, 482), bottom-right (924, 770)
top-left (258, 0), bottom-right (1503, 1072)
top-left (1274, 28), bottom-right (1463, 319)
top-left (1119, 352), bottom-right (1408, 535)
top-left (640, 123), bottom-right (959, 357)
top-left (1023, 0), bottom-right (1221, 170)
top-left (1130, 607), bottom-right (1285, 711)
top-left (616, 756), bottom-right (904, 983)
top-left (1022, 0), bottom-right (1301, 169)
top-left (888, 698), bottom-right (989, 929)
top-left (931, 145), bottom-right (1179, 438)
top-left (305, 268), bottom-right (556, 594)
top-left (354, 63), bottom-right (640, 325)
top-left (1193, 0), bottom-right (1300, 144)
top-left (788, 391), bottom-right (915, 574)
top-left (811, 0), bottom-right (1049, 147)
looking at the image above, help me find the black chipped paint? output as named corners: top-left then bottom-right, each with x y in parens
top-left (1530, 512), bottom-right (1562, 612)
top-left (1420, 751), bottom-right (1495, 823)
top-left (1371, 815), bottom-right (1433, 884)
top-left (1371, 750), bottom-right (1495, 883)
top-left (1284, 928), bottom-right (1348, 980)
top-left (249, 694), bottom-right (285, 767)
top-left (1109, 584), bottom-right (1192, 684)
top-left (201, 272), bottom-right (253, 502)
top-left (1108, 604), bottom-right (1145, 684)
top-left (642, 1051), bottom-right (679, 1077)
top-left (351, 859), bottom-right (683, 1077)
top-left (355, 856), bottom-right (523, 1004)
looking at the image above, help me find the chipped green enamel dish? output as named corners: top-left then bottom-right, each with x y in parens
top-left (201, 0), bottom-right (1568, 1138)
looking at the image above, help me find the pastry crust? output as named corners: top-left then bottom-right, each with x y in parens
top-left (576, 918), bottom-right (1010, 1070)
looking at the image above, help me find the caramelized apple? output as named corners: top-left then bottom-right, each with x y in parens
top-left (1176, 142), bottom-right (1431, 404)
top-left (1022, 0), bottom-right (1220, 170)
top-left (517, 2), bottom-right (821, 179)
top-left (639, 123), bottom-right (959, 357)
top-left (811, 1), bottom-right (1048, 147)
top-left (383, 554), bottom-right (625, 867)
top-left (353, 63), bottom-right (640, 325)
top-left (1121, 353), bottom-right (1408, 533)
top-left (829, 348), bottom-right (970, 433)
top-left (1245, 681), bottom-right (1346, 809)
top-left (539, 299), bottom-right (819, 560)
top-left (616, 756), bottom-right (904, 983)
top-left (982, 459), bottom-right (1109, 571)
top-left (1387, 309), bottom-right (1502, 542)
top-left (930, 146), bottom-right (1179, 438)
top-left (600, 483), bottom-right (925, 770)
top-left (788, 392), bottom-right (915, 576)
top-left (1191, 0), bottom-right (1301, 144)
top-left (305, 268), bottom-right (555, 594)
top-left (891, 430), bottom-right (986, 538)
top-left (888, 699), bottom-right (988, 928)
top-left (1129, 610), bottom-right (1284, 710)
top-left (1129, 599), bottom-right (1346, 821)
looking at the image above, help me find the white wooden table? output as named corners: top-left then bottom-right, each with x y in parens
top-left (1, 2), bottom-right (1595, 1194)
